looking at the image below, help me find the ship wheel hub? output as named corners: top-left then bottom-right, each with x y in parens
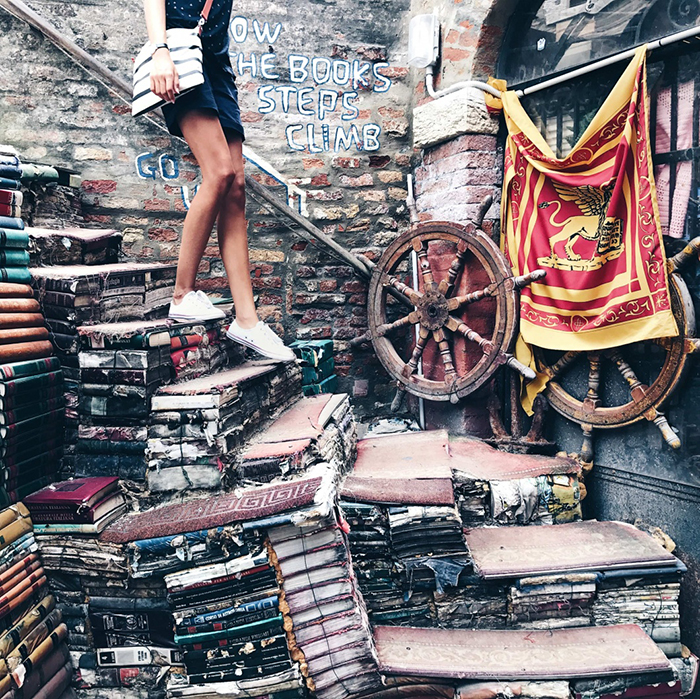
top-left (417, 291), bottom-right (448, 330)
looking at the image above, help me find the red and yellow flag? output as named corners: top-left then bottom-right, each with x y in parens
top-left (501, 47), bottom-right (678, 409)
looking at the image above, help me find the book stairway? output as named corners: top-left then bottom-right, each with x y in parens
top-left (27, 229), bottom-right (120, 268)
top-left (71, 318), bottom-right (241, 483)
top-left (0, 503), bottom-right (74, 699)
top-left (14, 417), bottom-right (696, 699)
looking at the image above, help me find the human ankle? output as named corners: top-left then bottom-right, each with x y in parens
top-left (172, 288), bottom-right (194, 304)
top-left (235, 315), bottom-right (258, 330)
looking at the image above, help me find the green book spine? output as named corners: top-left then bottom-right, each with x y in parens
top-left (0, 371), bottom-right (64, 397)
top-left (0, 357), bottom-right (61, 380)
top-left (0, 268), bottom-right (31, 283)
top-left (0, 229), bottom-right (28, 249)
top-left (0, 250), bottom-right (29, 266)
top-left (0, 179), bottom-right (21, 192)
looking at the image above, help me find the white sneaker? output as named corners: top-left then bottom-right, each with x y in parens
top-left (226, 320), bottom-right (296, 362)
top-left (169, 290), bottom-right (226, 322)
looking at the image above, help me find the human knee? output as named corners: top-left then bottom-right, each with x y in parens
top-left (228, 171), bottom-right (246, 203)
top-left (209, 165), bottom-right (236, 196)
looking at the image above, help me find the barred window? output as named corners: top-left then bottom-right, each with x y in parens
top-left (499, 0), bottom-right (700, 240)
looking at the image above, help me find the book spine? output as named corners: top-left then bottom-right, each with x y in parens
top-left (1, 371), bottom-right (64, 397)
top-left (0, 180), bottom-right (21, 192)
top-left (0, 357), bottom-right (60, 380)
top-left (0, 251), bottom-right (28, 267)
top-left (0, 217), bottom-right (23, 231)
top-left (0, 230), bottom-right (28, 248)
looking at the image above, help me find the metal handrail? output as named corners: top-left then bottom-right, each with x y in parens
top-left (0, 0), bottom-right (375, 280)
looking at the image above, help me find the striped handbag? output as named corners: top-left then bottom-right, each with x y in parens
top-left (131, 0), bottom-right (214, 118)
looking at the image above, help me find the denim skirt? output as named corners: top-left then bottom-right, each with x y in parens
top-left (161, 50), bottom-right (245, 141)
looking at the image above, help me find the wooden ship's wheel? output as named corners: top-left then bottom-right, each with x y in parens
top-left (532, 239), bottom-right (700, 461)
top-left (367, 215), bottom-right (545, 409)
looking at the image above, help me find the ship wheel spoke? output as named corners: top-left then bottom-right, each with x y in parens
top-left (432, 328), bottom-right (460, 404)
top-left (376, 311), bottom-right (420, 337)
top-left (438, 240), bottom-right (468, 297)
top-left (446, 316), bottom-right (536, 381)
top-left (413, 239), bottom-right (438, 292)
top-left (403, 326), bottom-right (431, 379)
top-left (582, 352), bottom-right (601, 412)
top-left (447, 282), bottom-right (498, 311)
top-left (606, 348), bottom-right (680, 449)
top-left (382, 273), bottom-right (423, 306)
top-left (543, 350), bottom-right (580, 381)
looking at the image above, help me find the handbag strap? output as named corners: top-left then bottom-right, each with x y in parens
top-left (197, 0), bottom-right (215, 33)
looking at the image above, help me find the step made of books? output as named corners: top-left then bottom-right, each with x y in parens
top-left (147, 360), bottom-right (302, 493)
top-left (27, 227), bottom-right (122, 267)
top-left (236, 392), bottom-right (356, 483)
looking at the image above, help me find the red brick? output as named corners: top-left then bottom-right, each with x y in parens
top-left (376, 66), bottom-right (409, 79)
top-left (81, 179), bottom-right (117, 194)
top-left (251, 276), bottom-right (282, 289)
top-left (291, 242), bottom-right (308, 251)
top-left (310, 174), bottom-right (331, 187)
top-left (296, 266), bottom-right (316, 278)
top-left (144, 198), bottom-right (170, 211)
top-left (303, 158), bottom-right (324, 169)
top-left (241, 111), bottom-right (264, 123)
top-left (319, 280), bottom-right (338, 292)
top-left (443, 47), bottom-right (471, 62)
top-left (112, 105), bottom-right (131, 115)
top-left (369, 155), bottom-right (391, 168)
top-left (148, 227), bottom-right (178, 242)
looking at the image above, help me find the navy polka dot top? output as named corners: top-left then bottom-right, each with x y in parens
top-left (165, 0), bottom-right (232, 56)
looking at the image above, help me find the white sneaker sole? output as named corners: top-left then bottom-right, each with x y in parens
top-left (169, 310), bottom-right (225, 323)
top-left (225, 329), bottom-right (296, 362)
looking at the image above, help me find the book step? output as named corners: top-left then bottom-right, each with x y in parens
top-left (237, 393), bottom-right (356, 483)
top-left (339, 430), bottom-right (583, 526)
top-left (27, 227), bottom-right (122, 267)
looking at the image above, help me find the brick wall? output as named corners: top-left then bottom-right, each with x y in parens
top-left (0, 0), bottom-right (424, 415)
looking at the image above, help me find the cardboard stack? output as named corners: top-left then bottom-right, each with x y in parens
top-left (0, 503), bottom-right (73, 699)
top-left (147, 361), bottom-right (302, 492)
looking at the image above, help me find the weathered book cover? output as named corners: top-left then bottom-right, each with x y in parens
top-left (373, 624), bottom-right (672, 679)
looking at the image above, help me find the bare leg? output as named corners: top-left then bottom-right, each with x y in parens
top-left (217, 134), bottom-right (258, 329)
top-left (172, 110), bottom-right (235, 304)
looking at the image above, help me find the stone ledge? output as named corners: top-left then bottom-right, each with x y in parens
top-left (413, 88), bottom-right (499, 150)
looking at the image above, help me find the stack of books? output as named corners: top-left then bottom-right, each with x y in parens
top-left (0, 283), bottom-right (53, 366)
top-left (147, 361), bottom-right (302, 493)
top-left (268, 509), bottom-right (381, 699)
top-left (237, 393), bottom-right (356, 483)
top-left (165, 546), bottom-right (294, 688)
top-left (289, 340), bottom-right (337, 396)
top-left (463, 520), bottom-right (687, 656)
top-left (169, 318), bottom-right (240, 382)
top-left (0, 356), bottom-right (64, 503)
top-left (27, 227), bottom-right (121, 266)
top-left (0, 146), bottom-right (30, 285)
top-left (75, 343), bottom-right (171, 481)
top-left (450, 437), bottom-right (583, 525)
top-left (0, 502), bottom-right (73, 699)
top-left (23, 477), bottom-right (127, 535)
top-left (592, 570), bottom-right (683, 656)
top-left (31, 262), bottom-right (177, 328)
top-left (30, 263), bottom-right (176, 478)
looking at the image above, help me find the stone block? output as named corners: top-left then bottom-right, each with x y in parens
top-left (413, 87), bottom-right (499, 150)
